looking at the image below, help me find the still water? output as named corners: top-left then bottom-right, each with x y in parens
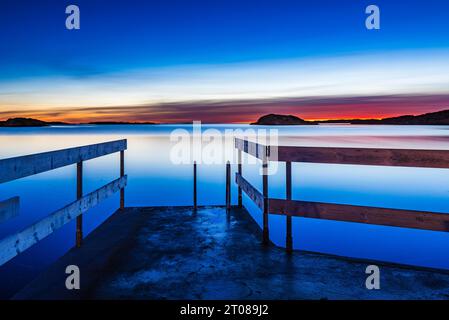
top-left (1, 124), bottom-right (449, 297)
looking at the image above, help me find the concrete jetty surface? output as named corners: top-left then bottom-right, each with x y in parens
top-left (14, 206), bottom-right (449, 300)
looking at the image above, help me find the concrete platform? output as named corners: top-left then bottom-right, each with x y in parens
top-left (14, 206), bottom-right (449, 300)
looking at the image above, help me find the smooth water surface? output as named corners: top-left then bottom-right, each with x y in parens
top-left (2, 124), bottom-right (449, 297)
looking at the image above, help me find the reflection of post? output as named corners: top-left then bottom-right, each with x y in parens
top-left (76, 162), bottom-right (83, 248)
top-left (238, 150), bottom-right (242, 208)
top-left (120, 150), bottom-right (125, 209)
top-left (286, 161), bottom-right (293, 253)
top-left (226, 161), bottom-right (231, 211)
top-left (262, 146), bottom-right (269, 245)
top-left (193, 161), bottom-right (197, 210)
top-left (0, 197), bottom-right (20, 224)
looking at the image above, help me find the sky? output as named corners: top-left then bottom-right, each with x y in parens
top-left (0, 0), bottom-right (449, 123)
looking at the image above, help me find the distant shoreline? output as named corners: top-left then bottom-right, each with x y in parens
top-left (0, 118), bottom-right (158, 128)
top-left (3, 108), bottom-right (449, 127)
top-left (251, 109), bottom-right (449, 126)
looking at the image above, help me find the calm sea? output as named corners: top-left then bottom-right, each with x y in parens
top-left (2, 124), bottom-right (449, 297)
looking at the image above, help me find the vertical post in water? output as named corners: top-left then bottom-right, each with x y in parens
top-left (226, 161), bottom-right (231, 211)
top-left (238, 150), bottom-right (242, 208)
top-left (193, 161), bottom-right (197, 210)
top-left (76, 161), bottom-right (83, 248)
top-left (286, 161), bottom-right (293, 253)
top-left (120, 150), bottom-right (125, 210)
top-left (262, 146), bottom-right (269, 245)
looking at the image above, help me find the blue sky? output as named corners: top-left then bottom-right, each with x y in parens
top-left (1, 0), bottom-right (449, 122)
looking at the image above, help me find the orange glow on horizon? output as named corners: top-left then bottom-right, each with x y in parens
top-left (2, 96), bottom-right (448, 124)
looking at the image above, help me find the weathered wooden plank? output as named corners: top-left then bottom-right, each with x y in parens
top-left (237, 150), bottom-right (242, 208)
top-left (285, 162), bottom-right (293, 252)
top-left (235, 138), bottom-right (449, 168)
top-left (269, 198), bottom-right (449, 232)
top-left (76, 162), bottom-right (83, 248)
top-left (235, 172), bottom-right (264, 210)
top-left (120, 150), bottom-right (125, 210)
top-left (226, 161), bottom-right (231, 211)
top-left (0, 139), bottom-right (127, 184)
top-left (0, 197), bottom-right (19, 224)
top-left (193, 161), bottom-right (197, 209)
top-left (235, 138), bottom-right (268, 161)
top-left (262, 160), bottom-right (269, 245)
top-left (0, 175), bottom-right (127, 267)
top-left (276, 145), bottom-right (449, 168)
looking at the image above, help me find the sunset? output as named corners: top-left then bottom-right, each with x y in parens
top-left (1, 1), bottom-right (449, 123)
top-left (3, 0), bottom-right (449, 309)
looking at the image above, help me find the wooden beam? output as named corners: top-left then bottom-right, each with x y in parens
top-left (226, 161), bottom-right (231, 211)
top-left (269, 198), bottom-right (449, 232)
top-left (235, 138), bottom-right (449, 168)
top-left (76, 162), bottom-right (83, 248)
top-left (276, 145), bottom-right (449, 168)
top-left (193, 161), bottom-right (197, 210)
top-left (235, 138), bottom-right (268, 161)
top-left (285, 162), bottom-right (292, 253)
top-left (262, 157), bottom-right (269, 245)
top-left (0, 197), bottom-right (19, 224)
top-left (235, 172), bottom-right (264, 210)
top-left (237, 150), bottom-right (242, 208)
top-left (120, 150), bottom-right (125, 210)
top-left (0, 176), bottom-right (127, 267)
top-left (0, 139), bottom-right (127, 184)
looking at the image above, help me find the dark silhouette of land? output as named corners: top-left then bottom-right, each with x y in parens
top-left (252, 109), bottom-right (449, 125)
top-left (3, 108), bottom-right (449, 127)
top-left (251, 114), bottom-right (316, 125)
top-left (0, 118), bottom-right (67, 127)
top-left (0, 118), bottom-right (156, 127)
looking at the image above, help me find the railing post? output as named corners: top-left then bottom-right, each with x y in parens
top-left (193, 161), bottom-right (197, 210)
top-left (262, 146), bottom-right (269, 245)
top-left (286, 161), bottom-right (293, 253)
top-left (238, 150), bottom-right (242, 208)
top-left (120, 150), bottom-right (125, 210)
top-left (76, 161), bottom-right (83, 248)
top-left (226, 161), bottom-right (231, 211)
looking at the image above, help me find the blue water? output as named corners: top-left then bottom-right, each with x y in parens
top-left (2, 124), bottom-right (449, 298)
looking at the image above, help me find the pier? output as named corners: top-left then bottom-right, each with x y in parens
top-left (2, 138), bottom-right (449, 299)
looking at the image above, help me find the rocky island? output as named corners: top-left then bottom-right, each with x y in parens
top-left (251, 114), bottom-right (316, 125)
top-left (252, 109), bottom-right (449, 125)
top-left (0, 118), bottom-right (157, 127)
top-left (0, 118), bottom-right (54, 127)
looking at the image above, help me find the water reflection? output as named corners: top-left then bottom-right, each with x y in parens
top-left (0, 197), bottom-right (19, 224)
top-left (1, 124), bottom-right (449, 297)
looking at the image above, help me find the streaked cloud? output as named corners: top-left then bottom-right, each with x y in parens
top-left (1, 49), bottom-right (449, 122)
top-left (2, 94), bottom-right (449, 123)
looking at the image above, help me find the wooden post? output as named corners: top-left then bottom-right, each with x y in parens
top-left (193, 161), bottom-right (197, 210)
top-left (120, 150), bottom-right (125, 210)
top-left (76, 161), bottom-right (83, 248)
top-left (286, 161), bottom-right (293, 253)
top-left (262, 147), bottom-right (269, 245)
top-left (226, 161), bottom-right (231, 211)
top-left (238, 150), bottom-right (242, 208)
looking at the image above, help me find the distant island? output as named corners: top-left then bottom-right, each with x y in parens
top-left (0, 118), bottom-right (68, 127)
top-left (251, 114), bottom-right (316, 125)
top-left (251, 109), bottom-right (449, 125)
top-left (0, 118), bottom-right (156, 127)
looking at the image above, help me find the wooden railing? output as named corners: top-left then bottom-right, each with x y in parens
top-left (234, 138), bottom-right (449, 252)
top-left (0, 140), bottom-right (127, 267)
